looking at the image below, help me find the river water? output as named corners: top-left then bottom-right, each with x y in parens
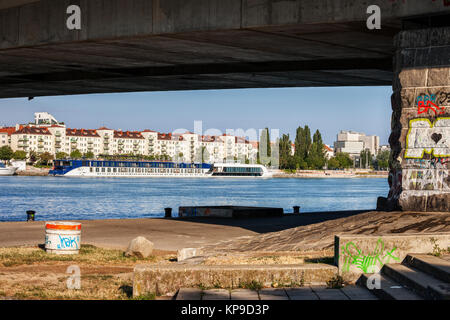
top-left (0, 176), bottom-right (388, 221)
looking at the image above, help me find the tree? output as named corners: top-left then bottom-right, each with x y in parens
top-left (327, 157), bottom-right (340, 169)
top-left (28, 150), bottom-right (38, 164)
top-left (13, 150), bottom-right (27, 160)
top-left (360, 149), bottom-right (373, 169)
top-left (293, 125), bottom-right (313, 169)
top-left (258, 128), bottom-right (271, 166)
top-left (0, 146), bottom-right (13, 161)
top-left (84, 151), bottom-right (95, 159)
top-left (375, 149), bottom-right (390, 170)
top-left (335, 152), bottom-right (353, 169)
top-left (70, 149), bottom-right (82, 159)
top-left (279, 134), bottom-right (295, 170)
top-left (55, 152), bottom-right (68, 159)
top-left (309, 130), bottom-right (327, 169)
top-left (39, 152), bottom-right (54, 166)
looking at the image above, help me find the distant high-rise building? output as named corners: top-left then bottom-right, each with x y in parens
top-left (34, 112), bottom-right (61, 126)
top-left (334, 130), bottom-right (380, 158)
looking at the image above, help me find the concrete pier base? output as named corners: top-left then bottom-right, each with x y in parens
top-left (378, 26), bottom-right (450, 212)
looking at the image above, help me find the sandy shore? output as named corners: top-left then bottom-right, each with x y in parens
top-left (0, 210), bottom-right (370, 251)
top-left (272, 170), bottom-right (388, 178)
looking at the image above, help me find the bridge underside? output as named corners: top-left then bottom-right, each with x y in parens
top-left (0, 22), bottom-right (399, 98)
top-left (2, 0), bottom-right (449, 98)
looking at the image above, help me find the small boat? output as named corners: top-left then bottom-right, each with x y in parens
top-left (0, 162), bottom-right (18, 176)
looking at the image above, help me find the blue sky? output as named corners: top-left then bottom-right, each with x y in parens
top-left (0, 86), bottom-right (392, 145)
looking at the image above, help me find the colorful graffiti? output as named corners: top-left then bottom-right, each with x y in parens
top-left (403, 169), bottom-right (450, 191)
top-left (406, 158), bottom-right (450, 169)
top-left (418, 101), bottom-right (445, 115)
top-left (341, 238), bottom-right (400, 273)
top-left (405, 117), bottom-right (450, 158)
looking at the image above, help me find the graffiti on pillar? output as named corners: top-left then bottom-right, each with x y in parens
top-left (406, 158), bottom-right (450, 169)
top-left (405, 117), bottom-right (450, 159)
top-left (403, 169), bottom-right (450, 191)
top-left (417, 101), bottom-right (445, 115)
top-left (341, 238), bottom-right (400, 273)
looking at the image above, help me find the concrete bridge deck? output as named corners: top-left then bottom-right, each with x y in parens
top-left (1, 0), bottom-right (449, 98)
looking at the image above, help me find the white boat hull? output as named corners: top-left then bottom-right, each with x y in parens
top-left (0, 167), bottom-right (17, 176)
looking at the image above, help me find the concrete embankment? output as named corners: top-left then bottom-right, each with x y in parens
top-left (16, 167), bottom-right (49, 176)
top-left (0, 210), bottom-right (367, 251)
top-left (272, 170), bottom-right (389, 178)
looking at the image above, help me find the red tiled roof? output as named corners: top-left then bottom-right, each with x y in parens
top-left (142, 129), bottom-right (157, 133)
top-left (0, 127), bottom-right (16, 135)
top-left (66, 128), bottom-right (100, 137)
top-left (114, 130), bottom-right (144, 139)
top-left (158, 133), bottom-right (183, 141)
top-left (235, 136), bottom-right (249, 144)
top-left (97, 126), bottom-right (112, 130)
top-left (324, 144), bottom-right (333, 152)
top-left (12, 126), bottom-right (51, 135)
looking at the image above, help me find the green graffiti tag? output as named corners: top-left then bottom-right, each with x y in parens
top-left (341, 238), bottom-right (400, 273)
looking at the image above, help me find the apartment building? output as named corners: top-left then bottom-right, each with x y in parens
top-left (2, 113), bottom-right (258, 164)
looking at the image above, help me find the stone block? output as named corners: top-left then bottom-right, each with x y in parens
top-left (177, 248), bottom-right (203, 261)
top-left (398, 69), bottom-right (427, 88)
top-left (334, 233), bottom-right (450, 278)
top-left (133, 264), bottom-right (337, 296)
top-left (427, 68), bottom-right (450, 87)
top-left (125, 236), bottom-right (154, 258)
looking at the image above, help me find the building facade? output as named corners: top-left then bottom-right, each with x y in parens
top-left (2, 113), bottom-right (258, 164)
top-left (334, 130), bottom-right (380, 158)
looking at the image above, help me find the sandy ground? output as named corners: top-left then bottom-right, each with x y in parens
top-left (0, 210), bottom-right (368, 251)
top-left (0, 210), bottom-right (448, 299)
top-left (201, 211), bottom-right (450, 254)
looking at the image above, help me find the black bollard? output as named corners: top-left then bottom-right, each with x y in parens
top-left (164, 207), bottom-right (172, 218)
top-left (293, 206), bottom-right (300, 214)
top-left (26, 210), bottom-right (35, 221)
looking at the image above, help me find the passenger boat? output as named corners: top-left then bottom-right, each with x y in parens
top-left (0, 162), bottom-right (18, 176)
top-left (48, 160), bottom-right (271, 178)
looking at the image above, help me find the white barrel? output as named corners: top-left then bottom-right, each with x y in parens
top-left (45, 221), bottom-right (81, 255)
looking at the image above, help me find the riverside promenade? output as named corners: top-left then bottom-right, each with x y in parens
top-left (0, 210), bottom-right (448, 252)
top-left (0, 210), bottom-right (368, 251)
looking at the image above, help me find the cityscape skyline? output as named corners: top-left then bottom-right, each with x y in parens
top-left (0, 86), bottom-right (392, 146)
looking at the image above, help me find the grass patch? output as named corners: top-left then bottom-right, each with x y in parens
top-left (239, 280), bottom-right (263, 291)
top-left (0, 244), bottom-right (156, 267)
top-left (430, 238), bottom-right (446, 257)
top-left (132, 292), bottom-right (156, 300)
top-left (326, 274), bottom-right (345, 289)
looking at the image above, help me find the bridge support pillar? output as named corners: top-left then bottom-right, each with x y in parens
top-left (378, 26), bottom-right (450, 212)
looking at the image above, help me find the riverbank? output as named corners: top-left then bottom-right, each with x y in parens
top-left (12, 167), bottom-right (388, 178)
top-left (0, 210), bottom-right (448, 300)
top-left (16, 166), bottom-right (49, 176)
top-left (272, 169), bottom-right (388, 178)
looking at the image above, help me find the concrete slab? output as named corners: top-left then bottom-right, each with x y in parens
top-left (383, 264), bottom-right (449, 299)
top-left (202, 289), bottom-right (230, 300)
top-left (133, 263), bottom-right (337, 296)
top-left (404, 254), bottom-right (450, 283)
top-left (230, 289), bottom-right (259, 300)
top-left (358, 274), bottom-right (423, 300)
top-left (258, 288), bottom-right (289, 300)
top-left (311, 287), bottom-right (349, 300)
top-left (285, 287), bottom-right (319, 300)
top-left (340, 286), bottom-right (378, 300)
top-left (176, 288), bottom-right (202, 300)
